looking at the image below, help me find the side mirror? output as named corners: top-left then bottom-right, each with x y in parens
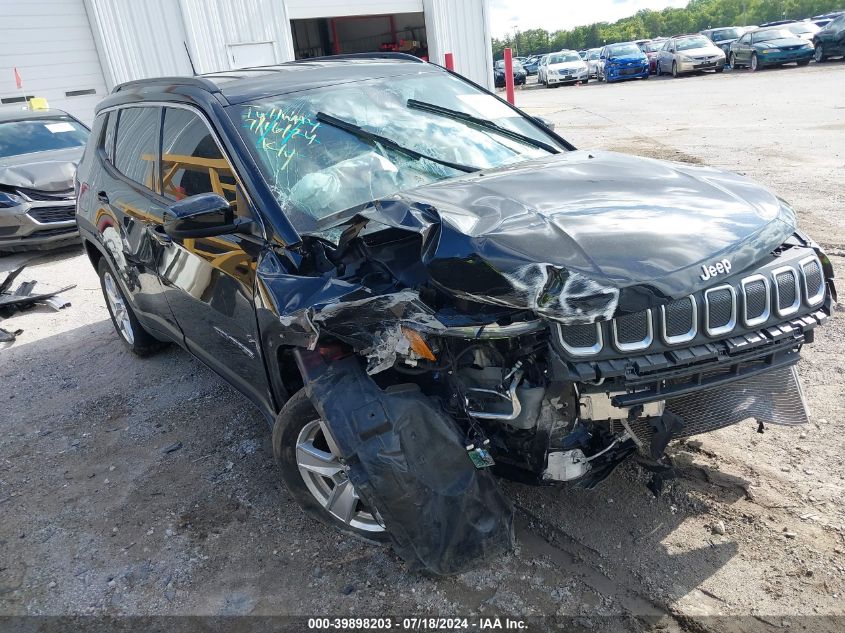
top-left (534, 116), bottom-right (555, 131)
top-left (164, 193), bottom-right (253, 240)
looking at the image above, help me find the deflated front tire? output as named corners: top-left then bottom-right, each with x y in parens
top-left (272, 388), bottom-right (389, 543)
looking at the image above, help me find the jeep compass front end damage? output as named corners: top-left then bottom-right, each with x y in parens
top-left (78, 58), bottom-right (835, 576)
top-left (252, 147), bottom-right (834, 574)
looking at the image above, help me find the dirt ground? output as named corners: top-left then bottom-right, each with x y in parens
top-left (1, 63), bottom-right (844, 631)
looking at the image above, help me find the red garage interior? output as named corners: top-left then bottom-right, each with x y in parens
top-left (291, 12), bottom-right (428, 60)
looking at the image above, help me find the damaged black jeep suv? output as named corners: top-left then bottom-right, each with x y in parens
top-left (76, 53), bottom-right (835, 575)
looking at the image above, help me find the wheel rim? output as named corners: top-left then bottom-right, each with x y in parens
top-left (296, 419), bottom-right (385, 533)
top-left (103, 271), bottom-right (134, 345)
top-left (814, 45), bottom-right (823, 62)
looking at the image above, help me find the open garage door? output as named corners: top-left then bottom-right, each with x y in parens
top-left (0, 0), bottom-right (107, 123)
top-left (291, 13), bottom-right (428, 60)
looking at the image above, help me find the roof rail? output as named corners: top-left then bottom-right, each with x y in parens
top-left (112, 76), bottom-right (221, 94)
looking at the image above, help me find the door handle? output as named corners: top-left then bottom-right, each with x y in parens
top-left (97, 191), bottom-right (110, 204)
top-left (148, 224), bottom-right (172, 245)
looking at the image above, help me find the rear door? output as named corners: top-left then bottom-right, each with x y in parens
top-left (97, 105), bottom-right (181, 339)
top-left (155, 105), bottom-right (273, 411)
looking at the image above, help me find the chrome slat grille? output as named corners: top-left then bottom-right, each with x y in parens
top-left (553, 256), bottom-right (825, 358)
top-left (744, 279), bottom-right (768, 319)
top-left (800, 257), bottom-right (824, 306)
top-left (661, 296), bottom-right (697, 345)
top-left (557, 323), bottom-right (602, 356)
top-left (612, 310), bottom-right (653, 351)
top-left (773, 267), bottom-right (800, 316)
top-left (704, 285), bottom-right (736, 336)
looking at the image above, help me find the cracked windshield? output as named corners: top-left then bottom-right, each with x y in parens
top-left (233, 71), bottom-right (562, 232)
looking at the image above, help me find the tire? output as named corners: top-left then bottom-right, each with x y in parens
top-left (672, 61), bottom-right (679, 78)
top-left (798, 59), bottom-right (810, 67)
top-left (715, 66), bottom-right (724, 73)
top-left (814, 43), bottom-right (826, 63)
top-left (272, 388), bottom-right (389, 543)
top-left (729, 53), bottom-right (738, 69)
top-left (97, 257), bottom-right (166, 356)
top-left (751, 53), bottom-right (760, 72)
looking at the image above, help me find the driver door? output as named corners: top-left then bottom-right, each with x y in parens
top-left (155, 106), bottom-right (274, 413)
top-left (736, 33), bottom-right (752, 63)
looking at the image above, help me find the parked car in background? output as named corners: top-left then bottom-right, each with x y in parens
top-left (701, 26), bottom-right (746, 60)
top-left (729, 26), bottom-right (814, 70)
top-left (598, 42), bottom-right (649, 82)
top-left (494, 59), bottom-right (528, 87)
top-left (586, 47), bottom-right (602, 78)
top-left (813, 12), bottom-right (845, 61)
top-left (538, 50), bottom-right (589, 86)
top-left (578, 50), bottom-right (588, 60)
top-left (812, 11), bottom-right (844, 28)
top-left (782, 20), bottom-right (820, 40)
top-left (0, 108), bottom-right (89, 253)
top-left (523, 55), bottom-right (541, 75)
top-left (657, 34), bottom-right (726, 77)
top-left (639, 38), bottom-right (667, 73)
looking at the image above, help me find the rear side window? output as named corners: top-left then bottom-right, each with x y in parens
top-left (160, 107), bottom-right (242, 214)
top-left (100, 112), bottom-right (116, 162)
top-left (114, 107), bottom-right (159, 190)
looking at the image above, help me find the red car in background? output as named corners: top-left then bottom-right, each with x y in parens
top-left (639, 38), bottom-right (668, 73)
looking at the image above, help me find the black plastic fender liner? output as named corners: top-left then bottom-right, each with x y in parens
top-left (296, 351), bottom-right (514, 575)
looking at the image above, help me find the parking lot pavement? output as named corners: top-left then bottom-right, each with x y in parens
top-left (1, 66), bottom-right (844, 627)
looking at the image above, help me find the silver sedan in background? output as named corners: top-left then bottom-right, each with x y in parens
top-left (656, 34), bottom-right (726, 77)
top-left (0, 109), bottom-right (89, 253)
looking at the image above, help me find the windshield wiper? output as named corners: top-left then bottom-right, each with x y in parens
top-left (406, 99), bottom-right (560, 155)
top-left (315, 112), bottom-right (479, 173)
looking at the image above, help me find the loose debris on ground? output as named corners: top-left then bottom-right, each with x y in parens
top-left (0, 262), bottom-right (75, 347)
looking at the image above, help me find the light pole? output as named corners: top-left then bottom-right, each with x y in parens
top-left (511, 24), bottom-right (520, 57)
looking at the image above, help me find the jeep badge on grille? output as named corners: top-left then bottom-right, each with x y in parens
top-left (700, 258), bottom-right (732, 281)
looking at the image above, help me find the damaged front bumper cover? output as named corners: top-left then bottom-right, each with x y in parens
top-left (296, 352), bottom-right (514, 576)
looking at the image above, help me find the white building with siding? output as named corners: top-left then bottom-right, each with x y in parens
top-left (0, 0), bottom-right (493, 123)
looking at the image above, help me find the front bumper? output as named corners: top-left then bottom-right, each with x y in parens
top-left (547, 70), bottom-right (588, 84)
top-left (760, 49), bottom-right (814, 65)
top-left (0, 198), bottom-right (79, 252)
top-left (677, 58), bottom-right (725, 73)
top-left (605, 64), bottom-right (649, 81)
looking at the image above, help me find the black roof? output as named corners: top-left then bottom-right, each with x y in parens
top-left (111, 53), bottom-right (434, 106)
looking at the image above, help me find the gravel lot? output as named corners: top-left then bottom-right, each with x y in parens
top-left (2, 63), bottom-right (844, 631)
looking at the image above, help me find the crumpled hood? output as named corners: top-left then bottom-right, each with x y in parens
top-left (360, 151), bottom-right (795, 320)
top-left (0, 146), bottom-right (83, 192)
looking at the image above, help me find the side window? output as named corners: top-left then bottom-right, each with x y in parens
top-left (99, 112), bottom-right (116, 162)
top-left (114, 107), bottom-right (160, 190)
top-left (160, 107), bottom-right (244, 217)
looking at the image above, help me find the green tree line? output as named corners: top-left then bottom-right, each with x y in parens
top-left (492, 0), bottom-right (844, 58)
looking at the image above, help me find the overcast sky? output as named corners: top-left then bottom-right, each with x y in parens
top-left (490, 0), bottom-right (689, 37)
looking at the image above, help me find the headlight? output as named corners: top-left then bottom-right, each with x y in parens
top-left (0, 191), bottom-right (25, 209)
top-left (761, 49), bottom-right (775, 54)
top-left (679, 54), bottom-right (693, 62)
